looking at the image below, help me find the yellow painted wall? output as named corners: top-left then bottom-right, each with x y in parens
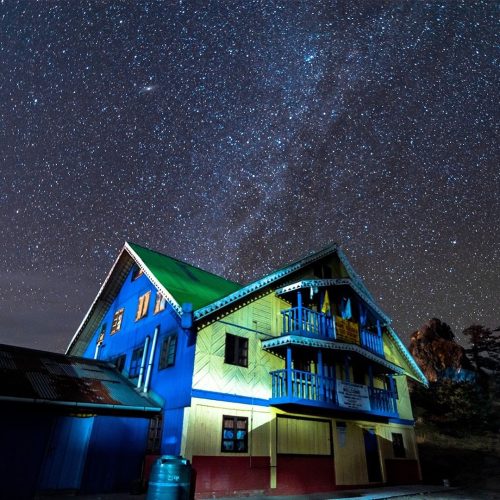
top-left (383, 332), bottom-right (417, 379)
top-left (277, 416), bottom-right (331, 455)
top-left (183, 398), bottom-right (272, 459)
top-left (182, 399), bottom-right (420, 487)
top-left (395, 375), bottom-right (414, 420)
top-left (333, 418), bottom-right (419, 485)
top-left (332, 420), bottom-right (368, 485)
top-left (192, 293), bottom-right (288, 399)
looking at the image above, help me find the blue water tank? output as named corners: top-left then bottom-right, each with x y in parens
top-left (147, 455), bottom-right (193, 500)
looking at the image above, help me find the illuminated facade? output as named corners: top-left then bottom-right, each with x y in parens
top-left (67, 242), bottom-right (427, 496)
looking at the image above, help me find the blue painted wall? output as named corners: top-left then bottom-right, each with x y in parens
top-left (81, 266), bottom-right (196, 453)
top-left (38, 416), bottom-right (93, 491)
top-left (81, 415), bottom-right (150, 493)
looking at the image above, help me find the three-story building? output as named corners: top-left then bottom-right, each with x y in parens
top-left (67, 242), bottom-right (427, 497)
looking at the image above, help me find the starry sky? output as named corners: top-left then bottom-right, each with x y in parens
top-left (1, 1), bottom-right (498, 353)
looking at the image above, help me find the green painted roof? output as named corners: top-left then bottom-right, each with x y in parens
top-left (128, 242), bottom-right (243, 310)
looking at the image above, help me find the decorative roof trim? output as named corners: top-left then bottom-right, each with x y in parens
top-left (261, 335), bottom-right (404, 374)
top-left (125, 242), bottom-right (183, 316)
top-left (66, 246), bottom-right (129, 355)
top-left (386, 325), bottom-right (428, 386)
top-left (275, 278), bottom-right (391, 324)
top-left (66, 243), bottom-right (183, 356)
top-left (336, 247), bottom-right (377, 303)
top-left (193, 244), bottom-right (338, 321)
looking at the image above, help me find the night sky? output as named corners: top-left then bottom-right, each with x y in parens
top-left (1, 1), bottom-right (498, 353)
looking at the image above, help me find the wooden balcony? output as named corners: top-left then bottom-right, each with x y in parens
top-left (281, 306), bottom-right (334, 339)
top-left (270, 368), bottom-right (398, 418)
top-left (281, 306), bottom-right (384, 357)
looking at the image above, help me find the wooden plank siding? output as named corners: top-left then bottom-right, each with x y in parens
top-left (183, 398), bottom-right (420, 489)
top-left (395, 375), bottom-right (414, 420)
top-left (183, 398), bottom-right (272, 459)
top-left (192, 293), bottom-right (287, 400)
top-left (277, 416), bottom-right (331, 455)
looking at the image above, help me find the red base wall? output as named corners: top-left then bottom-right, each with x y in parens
top-left (192, 455), bottom-right (420, 498)
top-left (276, 454), bottom-right (336, 494)
top-left (192, 456), bottom-right (269, 498)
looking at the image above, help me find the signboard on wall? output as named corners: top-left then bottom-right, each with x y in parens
top-left (335, 317), bottom-right (360, 344)
top-left (336, 380), bottom-right (371, 411)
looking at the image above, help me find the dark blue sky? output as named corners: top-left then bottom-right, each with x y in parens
top-left (1, 1), bottom-right (498, 352)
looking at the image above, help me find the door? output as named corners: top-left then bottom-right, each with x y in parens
top-left (276, 416), bottom-right (335, 493)
top-left (363, 428), bottom-right (382, 483)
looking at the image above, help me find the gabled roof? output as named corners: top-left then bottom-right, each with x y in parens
top-left (67, 242), bottom-right (242, 355)
top-left (127, 242), bottom-right (242, 311)
top-left (66, 242), bottom-right (427, 385)
top-left (0, 344), bottom-right (160, 413)
top-left (193, 244), bottom-right (339, 321)
top-left (384, 326), bottom-right (428, 386)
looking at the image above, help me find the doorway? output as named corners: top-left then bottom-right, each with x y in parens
top-left (363, 428), bottom-right (382, 483)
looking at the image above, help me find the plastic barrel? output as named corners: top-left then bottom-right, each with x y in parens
top-left (147, 455), bottom-right (193, 500)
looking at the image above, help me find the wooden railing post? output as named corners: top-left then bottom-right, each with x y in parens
top-left (286, 347), bottom-right (292, 398)
top-left (317, 350), bottom-right (324, 401)
top-left (297, 292), bottom-right (303, 333)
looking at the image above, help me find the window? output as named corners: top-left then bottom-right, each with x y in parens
top-left (159, 335), bottom-right (177, 370)
top-left (111, 308), bottom-right (124, 334)
top-left (132, 265), bottom-right (144, 280)
top-left (136, 291), bottom-right (151, 320)
top-left (129, 345), bottom-right (144, 378)
top-left (147, 414), bottom-right (163, 453)
top-left (221, 416), bottom-right (248, 453)
top-left (111, 354), bottom-right (126, 373)
top-left (154, 292), bottom-right (166, 314)
top-left (96, 323), bottom-right (106, 346)
top-left (392, 433), bottom-right (406, 458)
top-left (224, 333), bottom-right (248, 367)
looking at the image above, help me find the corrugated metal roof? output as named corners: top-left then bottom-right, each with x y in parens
top-left (0, 344), bottom-right (161, 413)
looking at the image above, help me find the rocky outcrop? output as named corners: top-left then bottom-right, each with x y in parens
top-left (409, 318), bottom-right (474, 383)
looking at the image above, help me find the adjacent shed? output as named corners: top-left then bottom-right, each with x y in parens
top-left (0, 343), bottom-right (160, 499)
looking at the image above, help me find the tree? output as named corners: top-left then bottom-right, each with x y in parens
top-left (428, 317), bottom-right (455, 341)
top-left (463, 325), bottom-right (500, 373)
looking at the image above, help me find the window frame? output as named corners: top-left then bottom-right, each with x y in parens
top-left (224, 333), bottom-right (248, 368)
top-left (154, 292), bottom-right (166, 314)
top-left (158, 335), bottom-right (177, 370)
top-left (221, 415), bottom-right (248, 453)
top-left (111, 354), bottom-right (126, 373)
top-left (392, 432), bottom-right (406, 458)
top-left (110, 308), bottom-right (125, 334)
top-left (96, 323), bottom-right (106, 345)
top-left (131, 265), bottom-right (144, 281)
top-left (136, 291), bottom-right (151, 321)
top-left (146, 414), bottom-right (163, 454)
top-left (129, 345), bottom-right (144, 378)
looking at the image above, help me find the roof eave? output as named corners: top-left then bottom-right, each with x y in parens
top-left (66, 245), bottom-right (130, 355)
top-left (66, 242), bottom-right (184, 356)
top-left (386, 325), bottom-right (428, 386)
top-left (193, 243), bottom-right (338, 322)
top-left (125, 242), bottom-right (183, 315)
top-left (275, 278), bottom-right (391, 325)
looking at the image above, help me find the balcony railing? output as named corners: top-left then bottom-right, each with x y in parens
top-left (281, 307), bottom-right (335, 339)
top-left (270, 368), bottom-right (398, 417)
top-left (280, 306), bottom-right (385, 358)
top-left (360, 328), bottom-right (384, 356)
